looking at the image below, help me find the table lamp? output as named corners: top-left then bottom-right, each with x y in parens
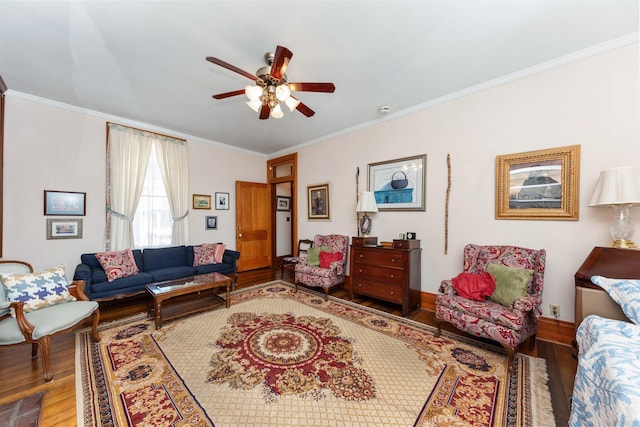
top-left (589, 165), bottom-right (640, 249)
top-left (356, 192), bottom-right (378, 237)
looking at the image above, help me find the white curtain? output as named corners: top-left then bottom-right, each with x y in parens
top-left (106, 124), bottom-right (153, 250)
top-left (155, 138), bottom-right (189, 245)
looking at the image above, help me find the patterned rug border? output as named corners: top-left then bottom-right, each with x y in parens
top-left (76, 280), bottom-right (555, 427)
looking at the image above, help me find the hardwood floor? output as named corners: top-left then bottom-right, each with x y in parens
top-left (0, 267), bottom-right (577, 426)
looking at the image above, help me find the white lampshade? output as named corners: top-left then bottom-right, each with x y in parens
top-left (245, 85), bottom-right (263, 101)
top-left (284, 96), bottom-right (301, 112)
top-left (589, 165), bottom-right (640, 249)
top-left (270, 103), bottom-right (284, 119)
top-left (275, 84), bottom-right (291, 101)
top-left (589, 166), bottom-right (640, 206)
top-left (246, 99), bottom-right (262, 113)
top-left (356, 192), bottom-right (379, 213)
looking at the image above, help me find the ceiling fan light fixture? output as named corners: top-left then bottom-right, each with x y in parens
top-left (285, 96), bottom-right (300, 112)
top-left (245, 85), bottom-right (263, 101)
top-left (271, 103), bottom-right (284, 119)
top-left (246, 99), bottom-right (262, 113)
top-left (275, 84), bottom-right (291, 101)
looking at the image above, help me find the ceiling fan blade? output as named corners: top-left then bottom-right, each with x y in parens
top-left (259, 103), bottom-right (270, 120)
top-left (295, 101), bottom-right (315, 117)
top-left (270, 46), bottom-right (293, 82)
top-left (206, 56), bottom-right (258, 81)
top-left (288, 82), bottom-right (336, 93)
top-left (212, 89), bottom-right (246, 100)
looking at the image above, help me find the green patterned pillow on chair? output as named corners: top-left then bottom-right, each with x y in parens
top-left (487, 263), bottom-right (533, 307)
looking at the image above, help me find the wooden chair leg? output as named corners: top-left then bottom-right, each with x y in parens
top-left (91, 310), bottom-right (101, 342)
top-left (434, 321), bottom-right (442, 338)
top-left (528, 333), bottom-right (537, 351)
top-left (31, 343), bottom-right (38, 358)
top-left (503, 344), bottom-right (517, 373)
top-left (324, 288), bottom-right (329, 301)
top-left (39, 336), bottom-right (53, 382)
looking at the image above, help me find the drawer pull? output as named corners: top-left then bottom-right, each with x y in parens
top-left (358, 268), bottom-right (363, 273)
top-left (389, 290), bottom-right (394, 295)
top-left (359, 254), bottom-right (364, 259)
top-left (390, 274), bottom-right (395, 279)
top-left (391, 258), bottom-right (396, 263)
top-left (357, 283), bottom-right (363, 288)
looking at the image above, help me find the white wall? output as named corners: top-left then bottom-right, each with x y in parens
top-left (3, 43), bottom-right (637, 322)
top-left (3, 96), bottom-right (266, 275)
top-left (295, 43), bottom-right (639, 322)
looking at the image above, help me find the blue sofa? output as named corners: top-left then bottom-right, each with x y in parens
top-left (73, 245), bottom-right (240, 300)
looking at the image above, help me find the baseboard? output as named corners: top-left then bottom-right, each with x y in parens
top-left (421, 291), bottom-right (575, 346)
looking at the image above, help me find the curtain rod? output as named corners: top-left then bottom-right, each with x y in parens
top-left (107, 121), bottom-right (187, 143)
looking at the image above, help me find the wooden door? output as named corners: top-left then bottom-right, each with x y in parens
top-left (235, 181), bottom-right (271, 272)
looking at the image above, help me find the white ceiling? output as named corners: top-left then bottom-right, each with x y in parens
top-left (1, 1), bottom-right (638, 155)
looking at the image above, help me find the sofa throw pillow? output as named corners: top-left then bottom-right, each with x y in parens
top-left (193, 243), bottom-right (216, 266)
top-left (319, 251), bottom-right (343, 268)
top-left (95, 249), bottom-right (139, 282)
top-left (0, 265), bottom-right (76, 313)
top-left (213, 243), bottom-right (226, 264)
top-left (306, 246), bottom-right (331, 267)
top-left (487, 263), bottom-right (533, 307)
top-left (591, 276), bottom-right (640, 325)
top-left (452, 272), bottom-right (496, 301)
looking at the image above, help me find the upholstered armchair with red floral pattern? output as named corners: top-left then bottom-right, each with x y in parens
top-left (435, 244), bottom-right (546, 371)
top-left (294, 234), bottom-right (348, 300)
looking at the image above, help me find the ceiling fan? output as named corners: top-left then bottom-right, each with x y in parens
top-left (206, 45), bottom-right (335, 120)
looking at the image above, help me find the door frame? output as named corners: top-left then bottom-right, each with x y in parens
top-left (267, 153), bottom-right (298, 266)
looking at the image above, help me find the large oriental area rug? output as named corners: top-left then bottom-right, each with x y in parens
top-left (76, 281), bottom-right (555, 427)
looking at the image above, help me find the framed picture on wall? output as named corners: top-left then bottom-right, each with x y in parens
top-left (495, 145), bottom-right (580, 220)
top-left (215, 192), bottom-right (229, 210)
top-left (205, 216), bottom-right (218, 230)
top-left (276, 196), bottom-right (291, 212)
top-left (307, 183), bottom-right (330, 220)
top-left (368, 155), bottom-right (426, 211)
top-left (46, 218), bottom-right (83, 239)
top-left (193, 194), bottom-right (211, 210)
top-left (44, 190), bottom-right (86, 216)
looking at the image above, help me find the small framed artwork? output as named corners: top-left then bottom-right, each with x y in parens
top-left (308, 183), bottom-right (330, 220)
top-left (205, 216), bottom-right (218, 230)
top-left (276, 196), bottom-right (291, 212)
top-left (44, 190), bottom-right (86, 216)
top-left (495, 145), bottom-right (580, 220)
top-left (193, 194), bottom-right (211, 210)
top-left (215, 192), bottom-right (230, 210)
top-left (46, 218), bottom-right (83, 240)
top-left (368, 154), bottom-right (426, 211)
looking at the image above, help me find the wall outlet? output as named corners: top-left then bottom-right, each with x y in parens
top-left (550, 304), bottom-right (560, 319)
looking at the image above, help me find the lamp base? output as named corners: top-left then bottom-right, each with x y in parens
top-left (359, 214), bottom-right (372, 237)
top-left (610, 239), bottom-right (638, 249)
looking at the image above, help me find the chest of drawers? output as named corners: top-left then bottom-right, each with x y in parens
top-left (349, 244), bottom-right (421, 316)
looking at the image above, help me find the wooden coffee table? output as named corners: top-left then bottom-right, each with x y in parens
top-left (146, 272), bottom-right (233, 329)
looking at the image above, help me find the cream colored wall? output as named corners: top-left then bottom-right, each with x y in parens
top-left (295, 43), bottom-right (639, 321)
top-left (2, 44), bottom-right (637, 322)
top-left (3, 96), bottom-right (266, 275)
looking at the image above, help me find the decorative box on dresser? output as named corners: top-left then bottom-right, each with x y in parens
top-left (349, 238), bottom-right (421, 316)
top-left (574, 246), bottom-right (640, 327)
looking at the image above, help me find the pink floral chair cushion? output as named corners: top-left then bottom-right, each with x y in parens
top-left (435, 244), bottom-right (546, 371)
top-left (294, 234), bottom-right (348, 299)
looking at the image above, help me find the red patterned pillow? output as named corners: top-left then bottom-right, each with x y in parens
top-left (95, 249), bottom-right (139, 282)
top-left (213, 244), bottom-right (226, 263)
top-left (193, 244), bottom-right (216, 266)
top-left (319, 251), bottom-right (342, 268)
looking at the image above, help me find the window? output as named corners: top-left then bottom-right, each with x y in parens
top-left (133, 145), bottom-right (173, 247)
top-left (106, 123), bottom-right (189, 250)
